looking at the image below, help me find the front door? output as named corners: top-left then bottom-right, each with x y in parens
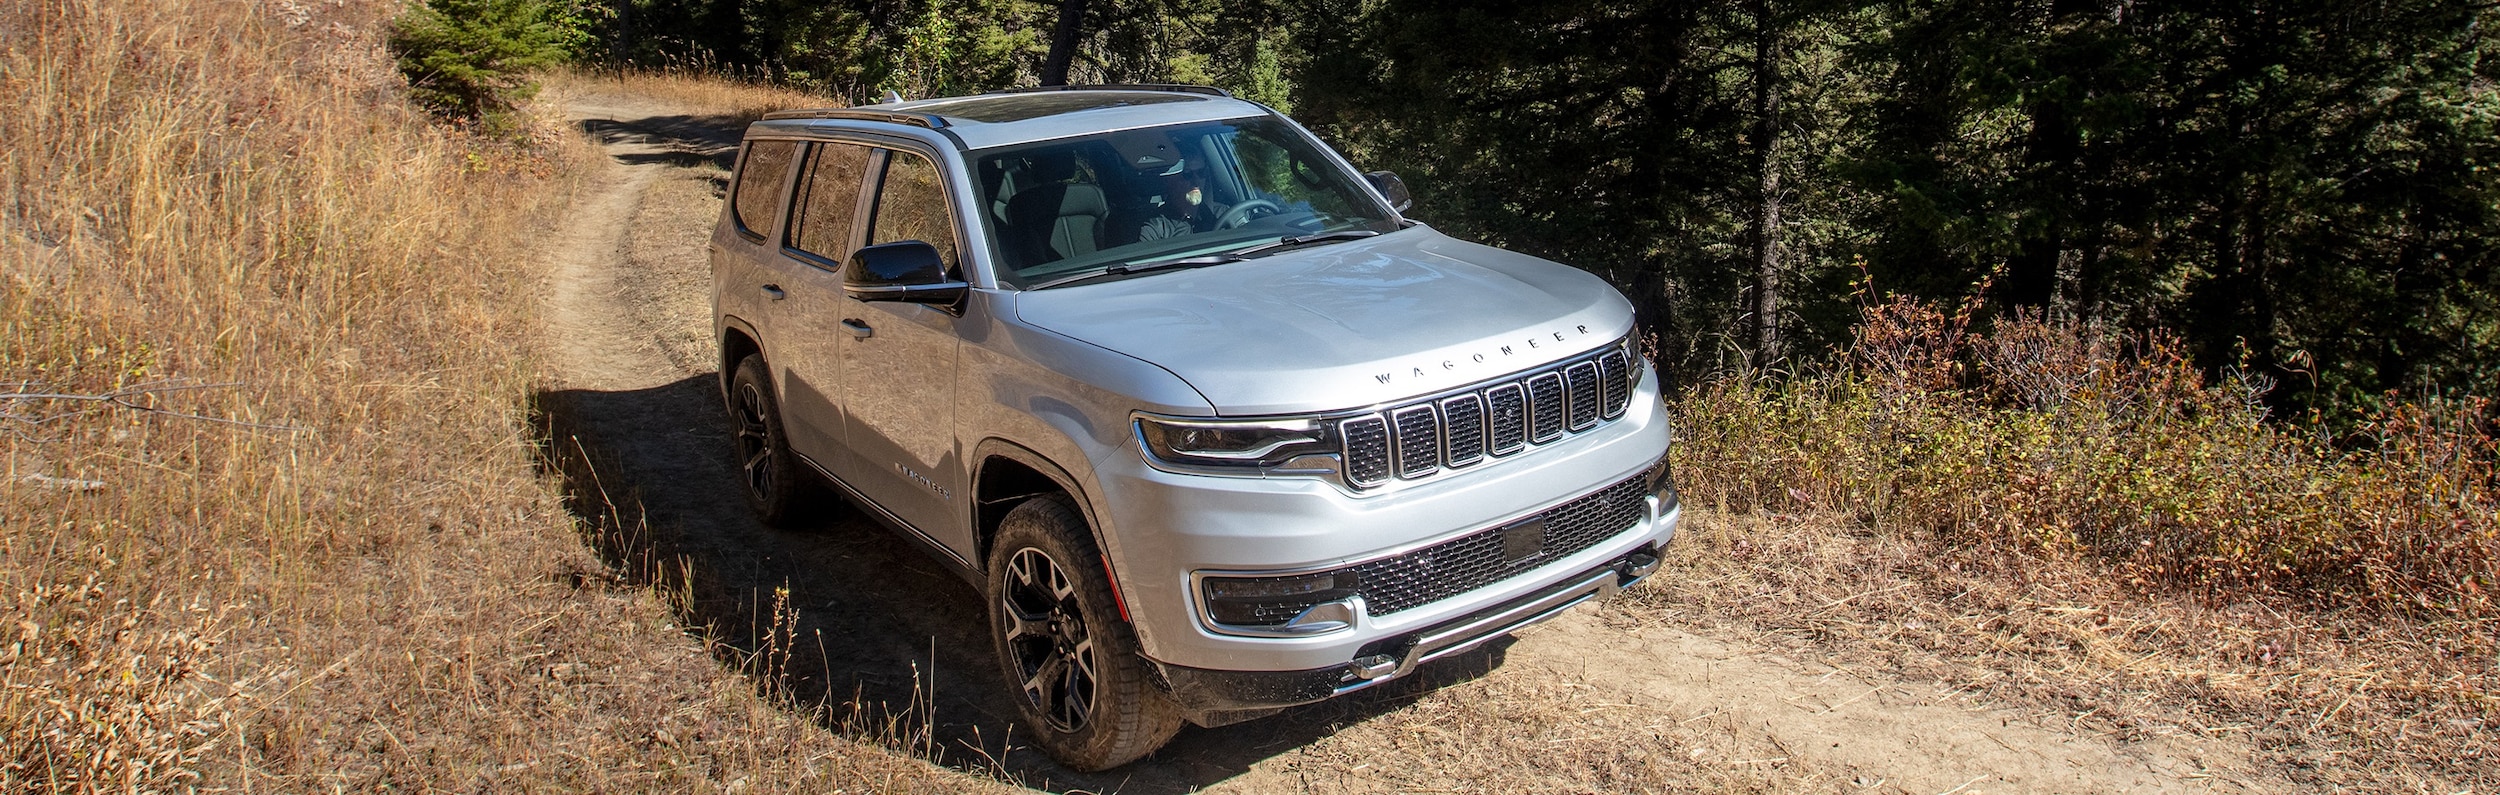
top-left (836, 148), bottom-right (971, 557)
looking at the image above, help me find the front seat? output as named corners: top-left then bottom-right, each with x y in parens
top-left (1005, 151), bottom-right (1107, 267)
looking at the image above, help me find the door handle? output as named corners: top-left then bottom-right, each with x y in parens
top-left (760, 284), bottom-right (786, 301)
top-left (841, 318), bottom-right (874, 339)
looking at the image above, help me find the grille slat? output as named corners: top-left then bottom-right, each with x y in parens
top-left (1342, 417), bottom-right (1390, 485)
top-left (1526, 373), bottom-right (1566, 443)
top-left (1342, 473), bottom-right (1648, 615)
top-left (1485, 384), bottom-right (1527, 456)
top-left (1599, 351), bottom-right (1632, 417)
top-left (1440, 395), bottom-right (1485, 468)
top-left (1566, 362), bottom-right (1601, 430)
top-left (1391, 406), bottom-right (1441, 479)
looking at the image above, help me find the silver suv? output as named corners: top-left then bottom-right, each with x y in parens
top-left (710, 85), bottom-right (1680, 770)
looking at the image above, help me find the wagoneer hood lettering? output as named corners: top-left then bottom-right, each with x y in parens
top-left (1014, 230), bottom-right (1634, 415)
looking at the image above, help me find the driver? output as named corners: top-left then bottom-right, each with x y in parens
top-left (1136, 161), bottom-right (1228, 241)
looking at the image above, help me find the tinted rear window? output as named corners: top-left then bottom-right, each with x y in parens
top-left (732, 140), bottom-right (799, 238)
top-left (788, 142), bottom-right (871, 263)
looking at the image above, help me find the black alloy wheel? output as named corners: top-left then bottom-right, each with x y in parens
top-left (1000, 546), bottom-right (1099, 733)
top-left (727, 355), bottom-right (811, 527)
top-left (985, 495), bottom-right (1182, 771)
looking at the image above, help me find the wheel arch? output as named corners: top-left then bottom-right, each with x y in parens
top-left (718, 316), bottom-right (765, 404)
top-left (970, 439), bottom-right (1100, 572)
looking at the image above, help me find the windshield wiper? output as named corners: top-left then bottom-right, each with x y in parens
top-left (1024, 231), bottom-right (1382, 291)
top-left (1026, 254), bottom-right (1244, 291)
top-left (1223, 229), bottom-right (1381, 259)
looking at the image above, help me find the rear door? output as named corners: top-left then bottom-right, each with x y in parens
top-left (768, 140), bottom-right (876, 471)
top-left (714, 138), bottom-right (801, 379)
top-left (835, 147), bottom-right (972, 556)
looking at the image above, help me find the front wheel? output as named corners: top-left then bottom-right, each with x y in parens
top-left (986, 495), bottom-right (1182, 771)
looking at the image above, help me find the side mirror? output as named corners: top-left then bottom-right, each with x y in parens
top-left (1364, 170), bottom-right (1413, 214)
top-left (844, 240), bottom-right (968, 305)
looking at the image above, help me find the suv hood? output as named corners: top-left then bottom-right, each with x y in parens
top-left (1014, 229), bottom-right (1633, 416)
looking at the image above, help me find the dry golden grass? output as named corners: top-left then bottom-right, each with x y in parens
top-left (544, 69), bottom-right (840, 126)
top-left (1651, 299), bottom-right (2500, 791)
top-left (0, 0), bottom-right (995, 790)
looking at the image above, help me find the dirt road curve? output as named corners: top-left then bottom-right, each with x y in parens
top-left (534, 93), bottom-right (2274, 794)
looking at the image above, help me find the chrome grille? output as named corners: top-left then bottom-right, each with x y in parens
top-left (1441, 394), bottom-right (1485, 468)
top-left (1336, 338), bottom-right (1642, 489)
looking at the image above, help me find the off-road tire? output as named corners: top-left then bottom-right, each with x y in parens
top-left (986, 494), bottom-right (1183, 771)
top-left (727, 355), bottom-right (815, 527)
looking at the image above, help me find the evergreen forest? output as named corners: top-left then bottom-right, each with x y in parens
top-left (564, 0), bottom-right (2500, 419)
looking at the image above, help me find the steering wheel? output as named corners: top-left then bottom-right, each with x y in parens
top-left (1215, 199), bottom-right (1283, 230)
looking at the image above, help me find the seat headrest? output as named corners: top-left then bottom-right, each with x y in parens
top-left (1028, 150), bottom-right (1079, 183)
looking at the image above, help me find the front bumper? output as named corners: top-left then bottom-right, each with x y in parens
top-left (1089, 373), bottom-right (1677, 675)
top-left (1150, 540), bottom-right (1670, 726)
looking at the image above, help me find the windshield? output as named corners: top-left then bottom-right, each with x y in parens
top-left (971, 116), bottom-right (1401, 289)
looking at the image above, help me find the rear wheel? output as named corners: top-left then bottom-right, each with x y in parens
top-left (727, 355), bottom-right (814, 527)
top-left (986, 495), bottom-right (1182, 771)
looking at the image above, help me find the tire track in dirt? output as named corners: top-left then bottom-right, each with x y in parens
top-left (534, 93), bottom-right (2280, 794)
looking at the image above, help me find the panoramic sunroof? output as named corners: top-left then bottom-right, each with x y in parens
top-left (914, 92), bottom-right (1200, 124)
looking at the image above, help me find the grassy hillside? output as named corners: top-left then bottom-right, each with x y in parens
top-left (0, 0), bottom-right (991, 789)
top-left (1651, 298), bottom-right (2500, 790)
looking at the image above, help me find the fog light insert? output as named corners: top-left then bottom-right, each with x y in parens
top-left (1202, 571), bottom-right (1363, 631)
top-left (1648, 453), bottom-right (1676, 504)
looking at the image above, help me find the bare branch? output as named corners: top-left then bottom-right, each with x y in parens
top-left (0, 381), bottom-right (311, 435)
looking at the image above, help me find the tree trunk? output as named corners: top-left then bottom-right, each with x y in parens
top-left (1041, 0), bottom-right (1090, 86)
top-left (1747, 0), bottom-right (1783, 368)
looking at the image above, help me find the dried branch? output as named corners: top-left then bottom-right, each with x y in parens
top-left (0, 380), bottom-right (310, 434)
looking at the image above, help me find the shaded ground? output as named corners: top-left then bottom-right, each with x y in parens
top-left (531, 91), bottom-right (2281, 794)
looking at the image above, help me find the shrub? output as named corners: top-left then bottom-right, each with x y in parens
top-left (1672, 297), bottom-right (2500, 617)
top-left (390, 0), bottom-right (585, 129)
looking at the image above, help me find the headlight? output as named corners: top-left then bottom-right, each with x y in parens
top-left (1136, 415), bottom-right (1338, 469)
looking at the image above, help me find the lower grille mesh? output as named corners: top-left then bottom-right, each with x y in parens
top-left (1343, 473), bottom-right (1648, 616)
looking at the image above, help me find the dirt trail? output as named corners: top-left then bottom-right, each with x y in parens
top-left (532, 93), bottom-right (2276, 794)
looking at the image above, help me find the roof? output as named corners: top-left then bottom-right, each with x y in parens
top-left (756, 87), bottom-right (1273, 151)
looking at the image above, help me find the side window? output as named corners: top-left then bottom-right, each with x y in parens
top-left (868, 150), bottom-right (962, 273)
top-left (787, 142), bottom-right (872, 264)
top-left (731, 140), bottom-right (799, 239)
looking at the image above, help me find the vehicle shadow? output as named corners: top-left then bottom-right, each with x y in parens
top-left (575, 115), bottom-right (742, 172)
top-left (531, 373), bottom-right (1510, 793)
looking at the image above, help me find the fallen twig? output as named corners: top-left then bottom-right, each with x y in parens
top-left (1, 380), bottom-right (308, 434)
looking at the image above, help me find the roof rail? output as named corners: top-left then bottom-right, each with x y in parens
top-left (760, 108), bottom-right (951, 129)
top-left (990, 83), bottom-right (1233, 98)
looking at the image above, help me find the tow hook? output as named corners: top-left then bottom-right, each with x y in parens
top-left (1617, 550), bottom-right (1661, 581)
top-left (1347, 654), bottom-right (1398, 682)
